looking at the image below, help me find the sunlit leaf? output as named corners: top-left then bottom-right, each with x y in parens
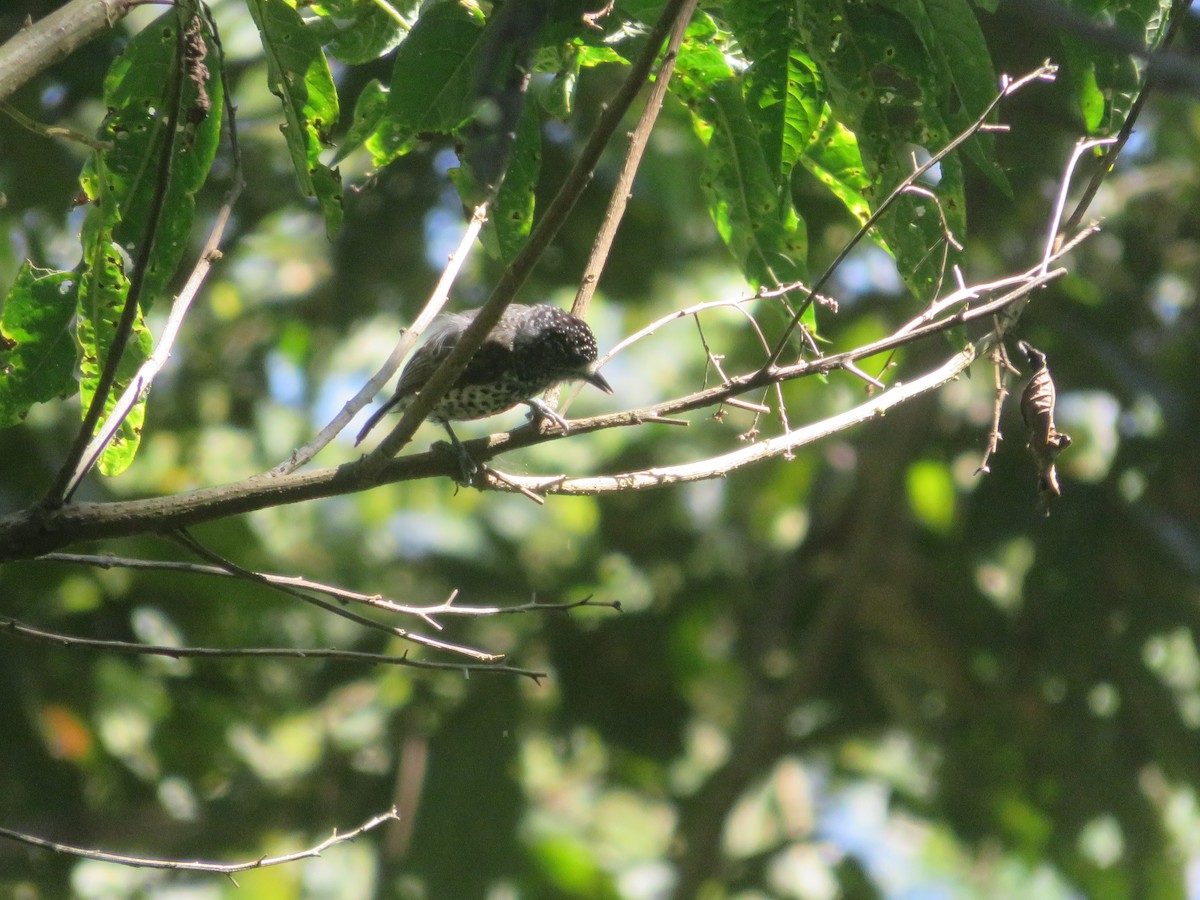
top-left (248, 0), bottom-right (344, 237)
top-left (0, 263), bottom-right (78, 427)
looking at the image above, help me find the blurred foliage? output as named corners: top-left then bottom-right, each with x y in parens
top-left (1, 0), bottom-right (1199, 897)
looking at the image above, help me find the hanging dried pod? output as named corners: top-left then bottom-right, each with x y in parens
top-left (1017, 341), bottom-right (1072, 515)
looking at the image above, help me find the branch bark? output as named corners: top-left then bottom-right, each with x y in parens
top-left (0, 0), bottom-right (131, 104)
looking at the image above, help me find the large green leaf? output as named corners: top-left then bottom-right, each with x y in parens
top-left (699, 80), bottom-right (808, 293)
top-left (879, 0), bottom-right (1010, 195)
top-left (450, 105), bottom-right (541, 263)
top-left (723, 0), bottom-right (827, 179)
top-left (75, 7), bottom-right (223, 475)
top-left (0, 264), bottom-right (78, 427)
top-left (365, 1), bottom-right (485, 167)
top-left (797, 0), bottom-right (968, 300)
top-left (248, 0), bottom-right (344, 237)
top-left (674, 18), bottom-right (808, 305)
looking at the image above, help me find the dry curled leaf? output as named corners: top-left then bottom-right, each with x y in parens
top-left (1018, 340), bottom-right (1072, 515)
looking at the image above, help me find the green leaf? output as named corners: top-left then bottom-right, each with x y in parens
top-left (722, 0), bottom-right (826, 178)
top-left (796, 0), bottom-right (968, 300)
top-left (76, 227), bottom-right (153, 477)
top-left (674, 15), bottom-right (807, 296)
top-left (74, 7), bottom-right (223, 474)
top-left (366, 1), bottom-right (485, 167)
top-left (451, 105), bottom-right (541, 262)
top-left (334, 77), bottom-right (389, 164)
top-left (697, 80), bottom-right (808, 293)
top-left (304, 0), bottom-right (412, 64)
top-left (878, 0), bottom-right (1010, 195)
top-left (0, 264), bottom-right (78, 427)
top-left (82, 7), bottom-right (224, 310)
top-left (248, 0), bottom-right (344, 237)
top-left (798, 113), bottom-right (873, 226)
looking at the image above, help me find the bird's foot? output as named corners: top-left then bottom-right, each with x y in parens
top-left (436, 423), bottom-right (479, 486)
top-left (524, 398), bottom-right (570, 432)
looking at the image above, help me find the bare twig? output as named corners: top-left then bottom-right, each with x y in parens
top-left (0, 808), bottom-right (400, 873)
top-left (0, 612), bottom-right (544, 677)
top-left (1041, 137), bottom-right (1118, 274)
top-left (168, 529), bottom-right (506, 663)
top-left (1, 101), bottom-right (112, 150)
top-left (764, 62), bottom-right (1059, 367)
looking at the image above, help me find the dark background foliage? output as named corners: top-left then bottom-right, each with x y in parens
top-left (1, 0), bottom-right (1199, 896)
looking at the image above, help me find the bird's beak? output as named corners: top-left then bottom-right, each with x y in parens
top-left (586, 368), bottom-right (613, 394)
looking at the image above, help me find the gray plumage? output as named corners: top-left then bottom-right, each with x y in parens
top-left (356, 304), bottom-right (611, 446)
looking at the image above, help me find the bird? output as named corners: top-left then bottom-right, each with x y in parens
top-left (355, 304), bottom-right (612, 473)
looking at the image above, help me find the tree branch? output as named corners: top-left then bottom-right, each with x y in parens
top-left (0, 612), bottom-right (545, 678)
top-left (0, 257), bottom-right (1074, 561)
top-left (0, 807), bottom-right (399, 874)
top-left (0, 0), bottom-right (132, 105)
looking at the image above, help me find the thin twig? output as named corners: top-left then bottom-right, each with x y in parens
top-left (1, 101), bottom-right (112, 150)
top-left (0, 612), bottom-right (544, 677)
top-left (1041, 137), bottom-right (1118, 274)
top-left (763, 62), bottom-right (1059, 368)
top-left (169, 529), bottom-right (506, 662)
top-left (0, 808), bottom-right (400, 873)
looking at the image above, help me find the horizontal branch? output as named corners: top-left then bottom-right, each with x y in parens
top-left (0, 612), bottom-right (545, 678)
top-left (0, 261), bottom-right (1068, 562)
top-left (484, 344), bottom-right (980, 496)
top-left (41, 552), bottom-right (620, 628)
top-left (0, 807), bottom-right (398, 873)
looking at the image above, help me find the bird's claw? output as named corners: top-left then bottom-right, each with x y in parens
top-left (524, 398), bottom-right (570, 432)
top-left (434, 423), bottom-right (480, 486)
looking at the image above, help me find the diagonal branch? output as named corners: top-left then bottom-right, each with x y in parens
top-left (0, 0), bottom-right (132, 104)
top-left (361, 0), bottom-right (697, 470)
top-left (42, 4), bottom-right (191, 509)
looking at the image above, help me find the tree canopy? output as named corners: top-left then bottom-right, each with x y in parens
top-left (1, 0), bottom-right (1198, 896)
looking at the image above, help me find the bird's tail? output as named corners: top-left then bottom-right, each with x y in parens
top-left (355, 395), bottom-right (402, 446)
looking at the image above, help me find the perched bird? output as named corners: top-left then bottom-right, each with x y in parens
top-left (355, 304), bottom-right (612, 467)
